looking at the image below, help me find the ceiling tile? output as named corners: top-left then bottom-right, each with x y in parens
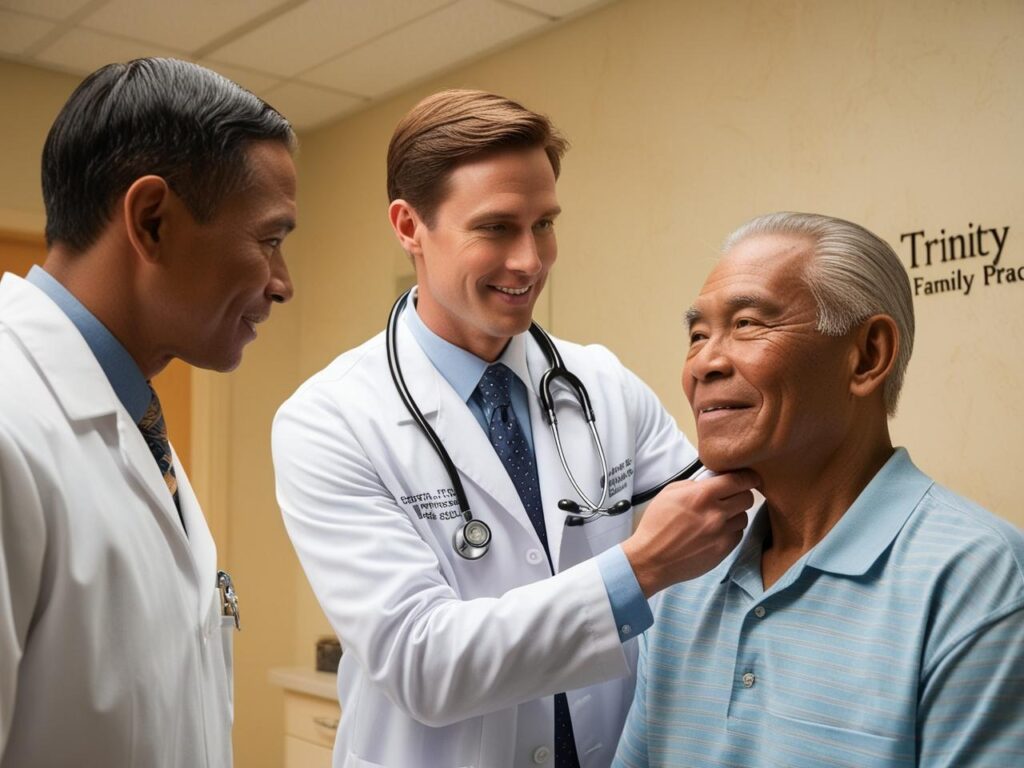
top-left (34, 28), bottom-right (183, 75)
top-left (0, 10), bottom-right (56, 54)
top-left (500, 0), bottom-right (609, 18)
top-left (301, 0), bottom-right (547, 97)
top-left (258, 80), bottom-right (366, 131)
top-left (0, 0), bottom-right (97, 22)
top-left (207, 0), bottom-right (451, 78)
top-left (195, 60), bottom-right (282, 95)
top-left (79, 0), bottom-right (291, 53)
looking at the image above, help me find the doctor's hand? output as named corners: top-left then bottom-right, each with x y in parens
top-left (621, 470), bottom-right (758, 597)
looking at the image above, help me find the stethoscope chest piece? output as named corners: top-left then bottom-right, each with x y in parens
top-left (453, 519), bottom-right (491, 560)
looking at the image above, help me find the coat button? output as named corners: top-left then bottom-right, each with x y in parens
top-left (526, 548), bottom-right (544, 565)
top-left (532, 745), bottom-right (551, 764)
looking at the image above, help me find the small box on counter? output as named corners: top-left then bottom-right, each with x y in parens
top-left (316, 636), bottom-right (342, 673)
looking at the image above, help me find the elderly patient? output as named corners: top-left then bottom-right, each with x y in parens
top-left (614, 212), bottom-right (1024, 767)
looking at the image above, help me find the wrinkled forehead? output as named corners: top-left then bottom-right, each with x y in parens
top-left (713, 234), bottom-right (813, 289)
top-left (688, 234), bottom-right (816, 321)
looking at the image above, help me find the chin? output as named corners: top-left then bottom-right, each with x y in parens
top-left (185, 348), bottom-right (244, 373)
top-left (697, 443), bottom-right (752, 473)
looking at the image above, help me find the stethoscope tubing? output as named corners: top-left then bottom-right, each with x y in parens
top-left (386, 289), bottom-right (704, 558)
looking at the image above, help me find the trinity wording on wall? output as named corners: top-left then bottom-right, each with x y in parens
top-left (899, 223), bottom-right (1019, 297)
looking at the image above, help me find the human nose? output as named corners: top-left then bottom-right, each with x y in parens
top-left (506, 232), bottom-right (544, 276)
top-left (686, 334), bottom-right (733, 383)
top-left (266, 251), bottom-right (294, 304)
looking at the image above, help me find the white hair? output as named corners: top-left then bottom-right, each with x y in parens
top-left (723, 212), bottom-right (914, 416)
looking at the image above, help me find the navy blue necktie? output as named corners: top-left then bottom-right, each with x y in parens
top-left (476, 364), bottom-right (580, 768)
top-left (139, 384), bottom-right (186, 533)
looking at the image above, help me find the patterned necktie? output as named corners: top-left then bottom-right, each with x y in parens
top-left (139, 385), bottom-right (186, 533)
top-left (476, 364), bottom-right (580, 768)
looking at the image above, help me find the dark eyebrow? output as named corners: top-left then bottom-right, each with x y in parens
top-left (266, 215), bottom-right (296, 234)
top-left (467, 207), bottom-right (562, 226)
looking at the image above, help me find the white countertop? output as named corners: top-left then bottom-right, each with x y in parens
top-left (268, 666), bottom-right (339, 701)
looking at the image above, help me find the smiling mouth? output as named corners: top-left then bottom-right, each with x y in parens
top-left (492, 285), bottom-right (532, 296)
top-left (242, 315), bottom-right (268, 333)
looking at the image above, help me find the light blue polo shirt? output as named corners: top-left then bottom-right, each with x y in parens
top-left (405, 296), bottom-right (652, 643)
top-left (615, 448), bottom-right (1024, 766)
top-left (26, 266), bottom-right (150, 421)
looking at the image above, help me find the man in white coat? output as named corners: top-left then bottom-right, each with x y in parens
top-left (0, 58), bottom-right (296, 767)
top-left (273, 90), bottom-right (757, 768)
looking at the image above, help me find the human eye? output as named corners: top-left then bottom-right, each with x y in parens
top-left (476, 222), bottom-right (508, 234)
top-left (533, 218), bottom-right (555, 232)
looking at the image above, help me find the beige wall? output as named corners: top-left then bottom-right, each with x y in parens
top-left (0, 60), bottom-right (78, 232)
top-left (2, 0), bottom-right (1022, 764)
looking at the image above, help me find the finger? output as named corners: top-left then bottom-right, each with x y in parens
top-left (720, 489), bottom-right (756, 513)
top-left (725, 510), bottom-right (750, 532)
top-left (701, 469), bottom-right (761, 497)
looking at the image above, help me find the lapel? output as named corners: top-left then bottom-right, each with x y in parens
top-left (391, 310), bottom-right (540, 545)
top-left (0, 274), bottom-right (192, 558)
top-left (175, 451), bottom-right (216, 616)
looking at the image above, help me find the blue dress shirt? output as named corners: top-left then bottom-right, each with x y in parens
top-left (27, 266), bottom-right (150, 421)
top-left (404, 292), bottom-right (652, 643)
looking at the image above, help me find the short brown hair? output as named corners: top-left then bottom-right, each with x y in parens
top-left (386, 89), bottom-right (568, 226)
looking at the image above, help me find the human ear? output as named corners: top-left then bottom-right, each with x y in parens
top-left (123, 176), bottom-right (171, 263)
top-left (388, 200), bottom-right (424, 257)
top-left (849, 314), bottom-right (899, 400)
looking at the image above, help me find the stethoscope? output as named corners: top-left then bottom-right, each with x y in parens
top-left (387, 289), bottom-right (703, 560)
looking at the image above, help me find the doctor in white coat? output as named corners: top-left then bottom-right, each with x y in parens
top-left (273, 90), bottom-right (757, 768)
top-left (0, 58), bottom-right (296, 767)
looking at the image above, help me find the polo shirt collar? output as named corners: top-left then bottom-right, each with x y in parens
top-left (721, 448), bottom-right (933, 590)
top-left (806, 448), bottom-right (932, 575)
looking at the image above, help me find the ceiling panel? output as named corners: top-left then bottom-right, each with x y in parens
top-left (3, 0), bottom-right (618, 129)
top-left (196, 60), bottom-right (282, 96)
top-left (301, 0), bottom-right (546, 97)
top-left (207, 0), bottom-right (452, 79)
top-left (501, 0), bottom-right (610, 18)
top-left (0, 10), bottom-right (56, 55)
top-left (0, 0), bottom-right (98, 22)
top-left (80, 0), bottom-right (291, 53)
top-left (258, 80), bottom-right (366, 130)
top-left (35, 28), bottom-right (182, 74)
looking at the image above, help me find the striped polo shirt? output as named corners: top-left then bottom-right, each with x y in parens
top-left (614, 448), bottom-right (1024, 767)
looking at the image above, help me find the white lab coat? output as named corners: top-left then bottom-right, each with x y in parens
top-left (273, 305), bottom-right (695, 768)
top-left (0, 274), bottom-right (233, 767)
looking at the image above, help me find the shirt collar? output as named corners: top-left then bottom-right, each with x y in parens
top-left (26, 265), bottom-right (151, 422)
top-left (722, 448), bottom-right (933, 591)
top-left (403, 286), bottom-right (533, 402)
top-left (805, 447), bottom-right (932, 575)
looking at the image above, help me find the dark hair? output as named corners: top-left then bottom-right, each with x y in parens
top-left (386, 89), bottom-right (568, 226)
top-left (42, 57), bottom-right (296, 251)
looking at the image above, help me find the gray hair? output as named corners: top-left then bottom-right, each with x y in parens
top-left (723, 212), bottom-right (914, 416)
